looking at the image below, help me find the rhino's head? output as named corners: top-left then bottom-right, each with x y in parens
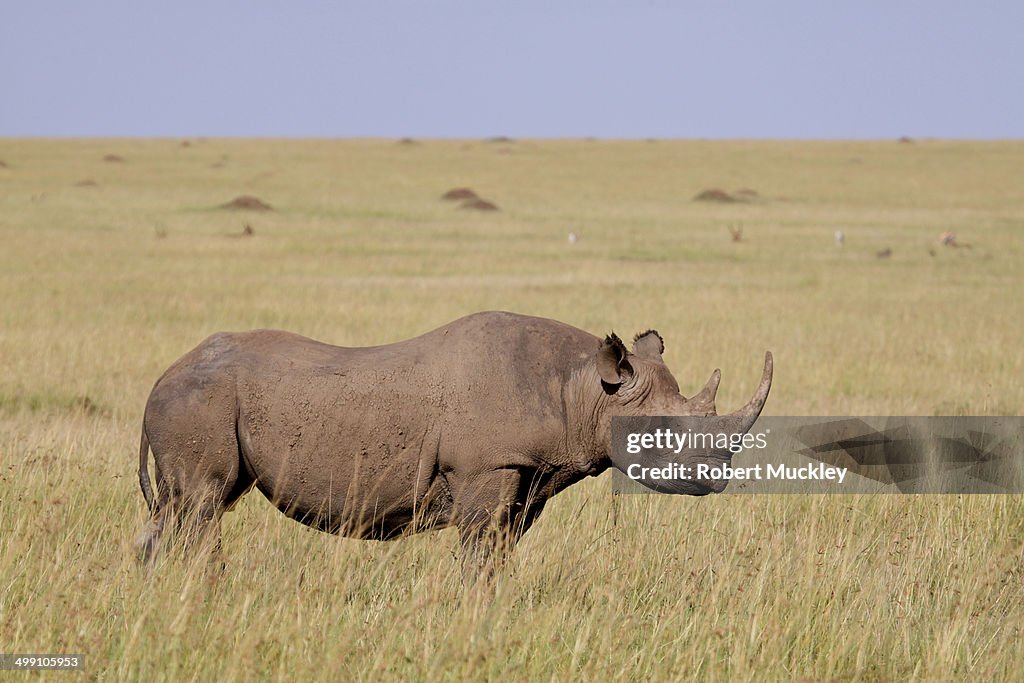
top-left (589, 330), bottom-right (772, 488)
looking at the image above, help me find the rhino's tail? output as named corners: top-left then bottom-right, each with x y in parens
top-left (138, 425), bottom-right (155, 513)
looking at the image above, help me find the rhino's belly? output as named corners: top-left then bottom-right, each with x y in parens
top-left (251, 469), bottom-right (452, 540)
top-left (266, 487), bottom-right (416, 540)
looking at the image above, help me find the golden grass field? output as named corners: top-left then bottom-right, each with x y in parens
top-left (1, 138), bottom-right (1023, 680)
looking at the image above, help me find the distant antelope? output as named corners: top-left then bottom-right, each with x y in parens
top-left (835, 230), bottom-right (845, 247)
top-left (728, 224), bottom-right (743, 242)
top-left (938, 231), bottom-right (971, 249)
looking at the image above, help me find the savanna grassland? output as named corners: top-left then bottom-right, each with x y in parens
top-left (1, 138), bottom-right (1023, 681)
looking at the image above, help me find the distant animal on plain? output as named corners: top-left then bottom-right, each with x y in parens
top-left (939, 231), bottom-right (971, 248)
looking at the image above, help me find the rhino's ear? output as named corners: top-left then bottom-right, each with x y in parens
top-left (632, 330), bottom-right (664, 360)
top-left (596, 333), bottom-right (633, 386)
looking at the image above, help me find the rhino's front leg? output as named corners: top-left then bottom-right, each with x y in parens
top-left (454, 468), bottom-right (530, 584)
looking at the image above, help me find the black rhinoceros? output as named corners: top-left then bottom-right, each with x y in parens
top-left (137, 311), bottom-right (771, 577)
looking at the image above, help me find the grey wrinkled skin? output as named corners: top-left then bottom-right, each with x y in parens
top-left (136, 311), bottom-right (772, 580)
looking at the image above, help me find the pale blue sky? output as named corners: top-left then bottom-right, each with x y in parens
top-left (2, 1), bottom-right (1021, 138)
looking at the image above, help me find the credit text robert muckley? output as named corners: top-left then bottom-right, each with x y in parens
top-left (625, 462), bottom-right (849, 484)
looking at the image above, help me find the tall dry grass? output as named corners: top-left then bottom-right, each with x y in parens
top-left (1, 138), bottom-right (1023, 680)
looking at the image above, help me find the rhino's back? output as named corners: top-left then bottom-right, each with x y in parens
top-left (221, 310), bottom-right (600, 387)
top-left (150, 311), bottom-right (599, 408)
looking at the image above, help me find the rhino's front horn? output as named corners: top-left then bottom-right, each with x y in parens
top-left (724, 351), bottom-right (773, 434)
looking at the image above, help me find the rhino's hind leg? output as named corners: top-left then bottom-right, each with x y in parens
top-left (140, 469), bottom-right (254, 568)
top-left (137, 414), bottom-right (254, 568)
top-left (135, 514), bottom-right (165, 567)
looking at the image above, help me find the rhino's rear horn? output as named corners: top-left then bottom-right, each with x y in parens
top-left (687, 368), bottom-right (721, 416)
